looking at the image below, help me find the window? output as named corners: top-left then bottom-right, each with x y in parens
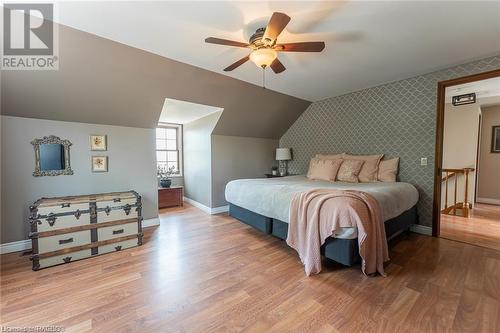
top-left (156, 123), bottom-right (182, 175)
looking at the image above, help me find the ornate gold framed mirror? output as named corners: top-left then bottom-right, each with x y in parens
top-left (31, 135), bottom-right (74, 177)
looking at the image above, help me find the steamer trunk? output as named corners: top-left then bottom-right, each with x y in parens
top-left (29, 191), bottom-right (143, 270)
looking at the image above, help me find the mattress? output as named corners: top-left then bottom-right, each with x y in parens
top-left (225, 175), bottom-right (419, 239)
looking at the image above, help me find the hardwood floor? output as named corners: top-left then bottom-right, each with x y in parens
top-left (1, 203), bottom-right (499, 332)
top-left (441, 203), bottom-right (500, 251)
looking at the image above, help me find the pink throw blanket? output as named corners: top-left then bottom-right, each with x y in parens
top-left (286, 189), bottom-right (389, 276)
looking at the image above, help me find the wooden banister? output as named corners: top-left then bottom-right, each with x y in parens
top-left (442, 168), bottom-right (475, 173)
top-left (441, 172), bottom-right (457, 182)
top-left (441, 167), bottom-right (475, 218)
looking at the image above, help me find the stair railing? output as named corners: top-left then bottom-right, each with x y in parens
top-left (441, 167), bottom-right (475, 218)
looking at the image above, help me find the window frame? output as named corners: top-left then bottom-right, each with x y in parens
top-left (156, 122), bottom-right (183, 177)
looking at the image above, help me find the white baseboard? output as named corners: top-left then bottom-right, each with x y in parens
top-left (476, 197), bottom-right (500, 205)
top-left (183, 196), bottom-right (211, 213)
top-left (211, 205), bottom-right (229, 214)
top-left (0, 239), bottom-right (31, 254)
top-left (410, 224), bottom-right (432, 236)
top-left (143, 217), bottom-right (160, 228)
top-left (183, 197), bottom-right (229, 215)
top-left (1, 218), bottom-right (160, 255)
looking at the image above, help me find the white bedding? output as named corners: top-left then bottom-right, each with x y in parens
top-left (225, 175), bottom-right (419, 239)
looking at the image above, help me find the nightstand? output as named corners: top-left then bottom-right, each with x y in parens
top-left (265, 174), bottom-right (284, 178)
top-left (158, 186), bottom-right (183, 208)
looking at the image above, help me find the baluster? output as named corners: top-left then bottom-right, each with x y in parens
top-left (445, 171), bottom-right (449, 210)
top-left (454, 173), bottom-right (458, 215)
top-left (463, 169), bottom-right (471, 218)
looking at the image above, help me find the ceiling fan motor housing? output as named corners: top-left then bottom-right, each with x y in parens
top-left (250, 28), bottom-right (274, 48)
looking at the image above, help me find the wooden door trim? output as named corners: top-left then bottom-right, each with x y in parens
top-left (432, 69), bottom-right (500, 236)
top-left (474, 114), bottom-right (482, 204)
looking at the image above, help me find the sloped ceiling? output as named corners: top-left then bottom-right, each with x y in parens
top-left (51, 1), bottom-right (500, 101)
top-left (159, 99), bottom-right (224, 125)
top-left (1, 22), bottom-right (310, 139)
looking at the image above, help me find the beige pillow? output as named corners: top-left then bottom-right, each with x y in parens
top-left (342, 153), bottom-right (384, 182)
top-left (337, 160), bottom-right (364, 183)
top-left (378, 158), bottom-right (399, 182)
top-left (307, 158), bottom-right (343, 181)
top-left (315, 153), bottom-right (344, 160)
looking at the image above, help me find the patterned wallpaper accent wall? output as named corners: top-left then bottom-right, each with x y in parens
top-left (280, 55), bottom-right (500, 227)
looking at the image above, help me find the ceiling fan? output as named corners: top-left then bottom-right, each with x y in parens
top-left (205, 12), bottom-right (325, 74)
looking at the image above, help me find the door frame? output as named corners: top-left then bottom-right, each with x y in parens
top-left (473, 113), bottom-right (482, 205)
top-left (432, 69), bottom-right (500, 236)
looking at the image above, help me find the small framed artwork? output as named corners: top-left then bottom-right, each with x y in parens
top-left (90, 135), bottom-right (107, 151)
top-left (492, 126), bottom-right (500, 153)
top-left (91, 156), bottom-right (108, 172)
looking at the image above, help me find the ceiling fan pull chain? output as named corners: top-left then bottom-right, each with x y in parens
top-left (263, 67), bottom-right (266, 89)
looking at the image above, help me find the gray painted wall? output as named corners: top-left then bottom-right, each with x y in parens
top-left (183, 112), bottom-right (222, 207)
top-left (281, 55), bottom-right (500, 227)
top-left (478, 105), bottom-right (500, 200)
top-left (1, 22), bottom-right (310, 139)
top-left (211, 135), bottom-right (278, 208)
top-left (1, 116), bottom-right (158, 243)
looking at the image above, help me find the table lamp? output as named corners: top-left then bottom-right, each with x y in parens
top-left (276, 148), bottom-right (292, 176)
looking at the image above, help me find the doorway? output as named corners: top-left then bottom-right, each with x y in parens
top-left (433, 69), bottom-right (500, 251)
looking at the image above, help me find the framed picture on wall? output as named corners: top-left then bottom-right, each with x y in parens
top-left (90, 135), bottom-right (107, 151)
top-left (492, 126), bottom-right (500, 153)
top-left (91, 156), bottom-right (108, 172)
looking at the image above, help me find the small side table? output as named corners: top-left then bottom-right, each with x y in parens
top-left (265, 174), bottom-right (284, 178)
top-left (158, 186), bottom-right (183, 208)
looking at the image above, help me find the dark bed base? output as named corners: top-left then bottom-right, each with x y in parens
top-left (229, 203), bottom-right (418, 267)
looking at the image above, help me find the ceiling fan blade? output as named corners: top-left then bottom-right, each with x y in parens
top-left (270, 58), bottom-right (286, 74)
top-left (205, 37), bottom-right (250, 48)
top-left (223, 55), bottom-right (250, 71)
top-left (262, 12), bottom-right (291, 45)
top-left (275, 42), bottom-right (325, 52)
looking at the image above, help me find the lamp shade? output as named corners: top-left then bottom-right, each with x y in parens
top-left (276, 148), bottom-right (292, 161)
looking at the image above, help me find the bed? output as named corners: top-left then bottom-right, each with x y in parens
top-left (225, 175), bottom-right (419, 267)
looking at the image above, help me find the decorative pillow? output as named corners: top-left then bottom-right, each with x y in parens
top-left (337, 160), bottom-right (364, 183)
top-left (378, 158), bottom-right (400, 182)
top-left (342, 154), bottom-right (384, 182)
top-left (307, 158), bottom-right (343, 181)
top-left (315, 153), bottom-right (344, 160)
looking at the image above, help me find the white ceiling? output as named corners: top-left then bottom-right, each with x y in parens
top-left (52, 1), bottom-right (500, 101)
top-left (445, 77), bottom-right (500, 103)
top-left (159, 98), bottom-right (223, 124)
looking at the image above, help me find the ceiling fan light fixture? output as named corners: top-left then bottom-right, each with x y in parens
top-left (249, 48), bottom-right (277, 68)
top-left (205, 12), bottom-right (325, 73)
